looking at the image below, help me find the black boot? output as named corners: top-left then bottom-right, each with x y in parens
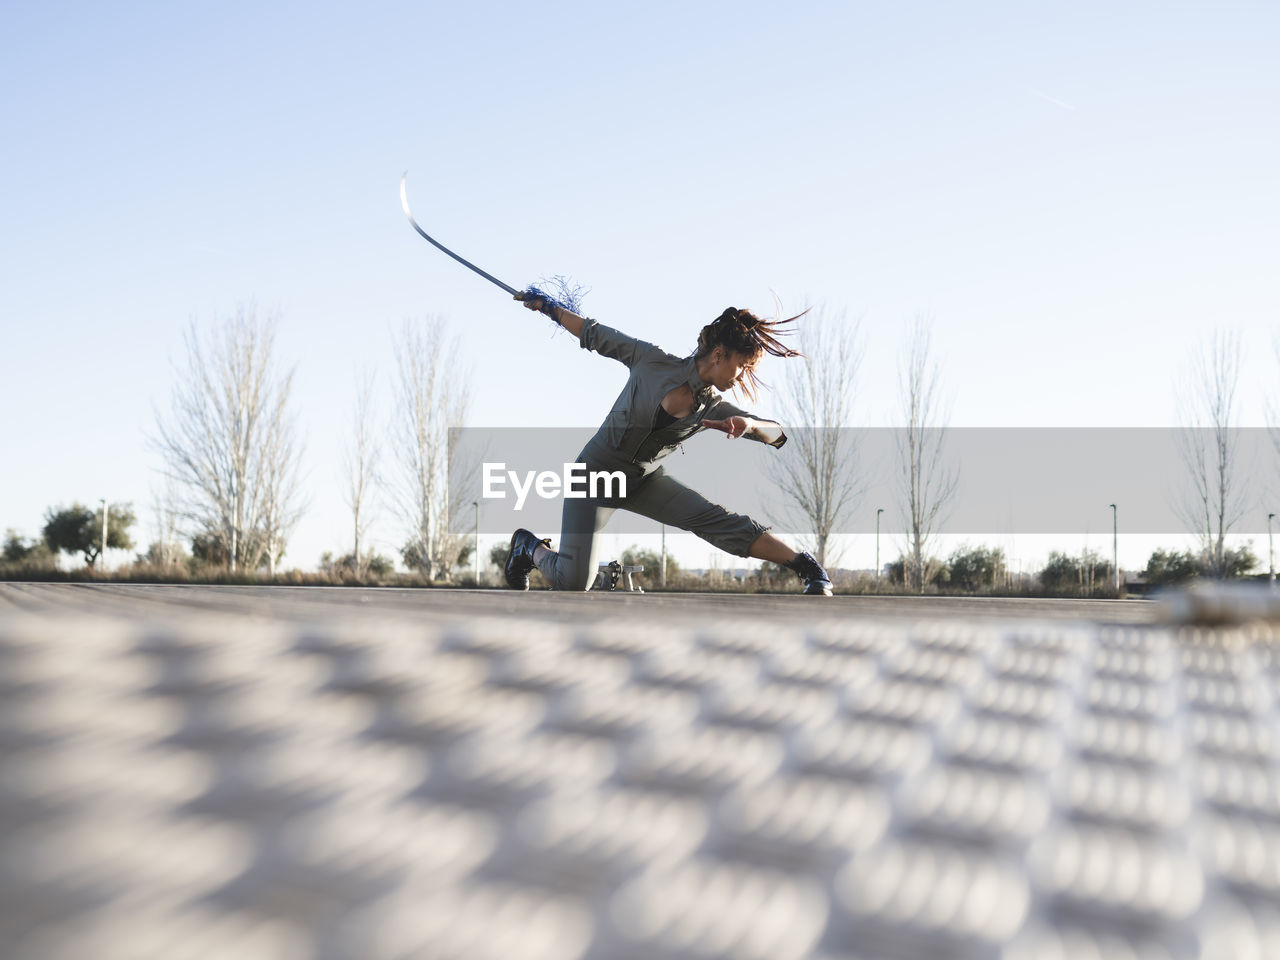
top-left (788, 551), bottom-right (833, 596)
top-left (504, 528), bottom-right (550, 590)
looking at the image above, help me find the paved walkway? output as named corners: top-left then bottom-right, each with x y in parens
top-left (0, 582), bottom-right (1161, 625)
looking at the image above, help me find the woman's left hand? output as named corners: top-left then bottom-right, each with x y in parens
top-left (701, 416), bottom-right (751, 439)
top-left (517, 293), bottom-right (551, 315)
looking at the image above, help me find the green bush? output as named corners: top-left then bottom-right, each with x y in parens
top-left (1143, 548), bottom-right (1200, 586)
top-left (401, 539), bottom-right (474, 580)
top-left (319, 551), bottom-right (396, 579)
top-left (946, 544), bottom-right (1006, 592)
top-left (1144, 543), bottom-right (1259, 584)
top-left (2, 529), bottom-right (57, 571)
top-left (1039, 549), bottom-right (1110, 594)
top-left (621, 546), bottom-right (681, 588)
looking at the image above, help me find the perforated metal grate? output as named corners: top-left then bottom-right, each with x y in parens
top-left (3, 609), bottom-right (1279, 958)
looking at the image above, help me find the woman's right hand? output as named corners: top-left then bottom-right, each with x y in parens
top-left (701, 416), bottom-right (752, 439)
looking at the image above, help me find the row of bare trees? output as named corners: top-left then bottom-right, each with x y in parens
top-left (340, 317), bottom-right (474, 579)
top-left (775, 318), bottom-right (1274, 591)
top-left (147, 304), bottom-right (1272, 584)
top-left (771, 308), bottom-right (955, 592)
top-left (387, 318), bottom-right (472, 579)
top-left (152, 307), bottom-right (472, 578)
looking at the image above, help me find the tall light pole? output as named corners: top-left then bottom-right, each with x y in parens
top-left (1269, 513), bottom-right (1275, 584)
top-left (1109, 503), bottom-right (1118, 593)
top-left (99, 498), bottom-right (108, 573)
top-left (875, 508), bottom-right (884, 587)
top-left (473, 501), bottom-right (480, 587)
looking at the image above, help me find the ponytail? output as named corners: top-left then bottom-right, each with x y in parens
top-left (695, 306), bottom-right (806, 400)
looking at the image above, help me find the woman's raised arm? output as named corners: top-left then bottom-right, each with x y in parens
top-left (518, 293), bottom-right (662, 368)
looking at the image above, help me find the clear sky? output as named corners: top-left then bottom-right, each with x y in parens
top-left (2, 1), bottom-right (1277, 574)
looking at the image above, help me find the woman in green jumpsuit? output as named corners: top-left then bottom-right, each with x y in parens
top-left (503, 298), bottom-right (833, 596)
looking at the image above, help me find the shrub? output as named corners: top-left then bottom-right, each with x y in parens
top-left (1039, 549), bottom-right (1109, 594)
top-left (2, 529), bottom-right (57, 571)
top-left (621, 546), bottom-right (681, 589)
top-left (946, 544), bottom-right (1006, 592)
top-left (1143, 548), bottom-right (1200, 586)
top-left (1144, 543), bottom-right (1259, 584)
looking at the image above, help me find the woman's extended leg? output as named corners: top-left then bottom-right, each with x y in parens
top-left (746, 530), bottom-right (832, 594)
top-left (746, 530), bottom-right (802, 564)
top-left (623, 468), bottom-right (832, 595)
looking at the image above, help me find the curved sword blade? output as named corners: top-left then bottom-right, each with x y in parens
top-left (399, 172), bottom-right (520, 297)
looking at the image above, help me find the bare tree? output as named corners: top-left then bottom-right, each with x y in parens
top-left (391, 318), bottom-right (472, 580)
top-left (257, 382), bottom-right (304, 576)
top-left (1176, 328), bottom-right (1244, 577)
top-left (153, 305), bottom-right (305, 572)
top-left (343, 370), bottom-right (381, 575)
top-left (897, 315), bottom-right (957, 593)
top-left (148, 480), bottom-right (185, 568)
top-left (769, 306), bottom-right (865, 567)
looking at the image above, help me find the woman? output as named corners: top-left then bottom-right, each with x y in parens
top-left (503, 295), bottom-right (833, 596)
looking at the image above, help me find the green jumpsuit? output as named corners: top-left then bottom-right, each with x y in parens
top-left (535, 317), bottom-right (787, 591)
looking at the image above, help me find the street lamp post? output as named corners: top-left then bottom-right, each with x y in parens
top-left (1109, 503), bottom-right (1118, 593)
top-left (1269, 513), bottom-right (1275, 584)
top-left (875, 508), bottom-right (884, 587)
top-left (99, 499), bottom-right (108, 572)
top-left (473, 501), bottom-right (480, 587)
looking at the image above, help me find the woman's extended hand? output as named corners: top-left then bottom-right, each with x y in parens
top-left (517, 293), bottom-right (552, 315)
top-left (515, 293), bottom-right (585, 339)
top-left (701, 416), bottom-right (752, 439)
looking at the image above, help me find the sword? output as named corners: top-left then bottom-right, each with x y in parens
top-left (399, 172), bottom-right (522, 298)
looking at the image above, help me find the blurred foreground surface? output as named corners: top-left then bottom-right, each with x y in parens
top-left (2, 583), bottom-right (1279, 959)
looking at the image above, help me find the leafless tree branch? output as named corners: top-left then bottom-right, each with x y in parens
top-left (391, 318), bottom-right (472, 579)
top-left (343, 370), bottom-right (381, 575)
top-left (148, 479), bottom-right (184, 568)
top-left (768, 306), bottom-right (866, 567)
top-left (1176, 328), bottom-right (1244, 577)
top-left (896, 314), bottom-right (957, 592)
top-left (152, 305), bottom-right (305, 571)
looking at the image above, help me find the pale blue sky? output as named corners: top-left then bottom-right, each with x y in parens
top-left (2, 1), bottom-right (1277, 573)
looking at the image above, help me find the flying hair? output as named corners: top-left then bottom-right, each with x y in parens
top-left (694, 305), bottom-right (808, 401)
